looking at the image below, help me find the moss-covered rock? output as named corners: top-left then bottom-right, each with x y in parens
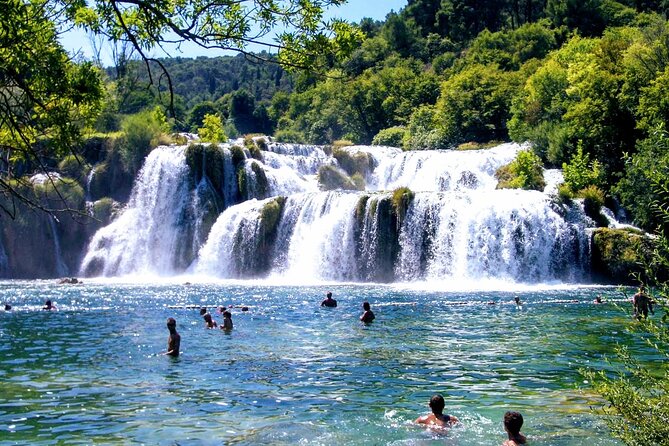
top-left (333, 148), bottom-right (373, 178)
top-left (243, 135), bottom-right (264, 161)
top-left (391, 187), bottom-right (415, 227)
top-left (87, 142), bottom-right (134, 203)
top-left (230, 145), bottom-right (246, 167)
top-left (91, 197), bottom-right (119, 226)
top-left (58, 155), bottom-right (90, 186)
top-left (0, 178), bottom-right (91, 278)
top-left (185, 143), bottom-right (226, 192)
top-left (579, 185), bottom-right (608, 227)
top-left (318, 165), bottom-right (358, 191)
top-left (591, 228), bottom-right (655, 284)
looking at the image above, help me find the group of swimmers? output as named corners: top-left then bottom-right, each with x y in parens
top-left (416, 394), bottom-right (526, 445)
top-left (163, 294), bottom-right (525, 444)
top-left (321, 291), bottom-right (376, 322)
top-left (200, 306), bottom-right (234, 330)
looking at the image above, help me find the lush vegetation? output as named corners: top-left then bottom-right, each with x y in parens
top-left (586, 174), bottom-right (669, 445)
top-left (0, 0), bottom-right (360, 216)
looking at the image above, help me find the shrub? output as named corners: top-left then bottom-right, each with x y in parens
top-left (119, 109), bottom-right (165, 174)
top-left (332, 140), bottom-right (354, 149)
top-left (372, 127), bottom-right (407, 147)
top-left (579, 185), bottom-right (607, 226)
top-left (198, 113), bottom-right (227, 143)
top-left (495, 149), bottom-right (546, 191)
top-left (562, 142), bottom-right (604, 192)
top-left (274, 129), bottom-right (304, 143)
top-left (457, 141), bottom-right (503, 151)
top-left (557, 183), bottom-right (574, 202)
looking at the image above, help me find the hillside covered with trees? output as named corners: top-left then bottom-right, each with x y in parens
top-left (94, 0), bottom-right (669, 236)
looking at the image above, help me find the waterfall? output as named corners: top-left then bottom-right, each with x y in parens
top-left (85, 168), bottom-right (95, 202)
top-left (48, 216), bottom-right (69, 277)
top-left (80, 146), bottom-right (191, 276)
top-left (0, 235), bottom-right (8, 275)
top-left (82, 141), bottom-right (595, 284)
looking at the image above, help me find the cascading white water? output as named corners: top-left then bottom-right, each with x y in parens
top-left (396, 190), bottom-right (588, 283)
top-left (80, 146), bottom-right (191, 276)
top-left (85, 168), bottom-right (95, 202)
top-left (368, 143), bottom-right (522, 192)
top-left (270, 192), bottom-right (362, 281)
top-left (195, 198), bottom-right (266, 277)
top-left (48, 217), bottom-right (69, 277)
top-left (82, 141), bottom-right (596, 283)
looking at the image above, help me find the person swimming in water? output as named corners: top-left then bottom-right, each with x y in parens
top-left (165, 318), bottom-right (181, 357)
top-left (360, 301), bottom-right (375, 323)
top-left (415, 394), bottom-right (459, 429)
top-left (502, 411), bottom-right (526, 445)
top-left (203, 313), bottom-right (217, 328)
top-left (43, 300), bottom-right (56, 311)
top-left (321, 291), bottom-right (337, 308)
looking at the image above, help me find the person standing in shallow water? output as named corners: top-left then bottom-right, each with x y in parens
top-left (321, 291), bottom-right (337, 307)
top-left (165, 318), bottom-right (181, 357)
top-left (360, 301), bottom-right (375, 323)
top-left (633, 285), bottom-right (654, 320)
top-left (221, 311), bottom-right (233, 331)
top-left (502, 411), bottom-right (526, 445)
top-left (415, 394), bottom-right (459, 428)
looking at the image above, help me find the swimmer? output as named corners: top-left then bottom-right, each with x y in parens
top-left (594, 295), bottom-right (603, 304)
top-left (203, 313), bottom-right (217, 329)
top-left (199, 307), bottom-right (207, 316)
top-left (321, 291), bottom-right (337, 308)
top-left (165, 318), bottom-right (181, 357)
top-left (221, 311), bottom-right (233, 331)
top-left (43, 299), bottom-right (56, 311)
top-left (502, 411), bottom-right (526, 445)
top-left (360, 301), bottom-right (375, 323)
top-left (4, 303), bottom-right (11, 311)
top-left (514, 296), bottom-right (521, 306)
top-left (415, 394), bottom-right (459, 429)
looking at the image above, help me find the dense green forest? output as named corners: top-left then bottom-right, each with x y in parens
top-left (90, 0), bottom-right (669, 235)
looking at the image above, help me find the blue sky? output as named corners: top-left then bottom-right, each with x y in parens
top-left (61, 0), bottom-right (408, 64)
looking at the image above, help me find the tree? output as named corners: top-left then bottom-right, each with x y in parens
top-left (198, 114), bottom-right (227, 143)
top-left (0, 0), bottom-right (104, 217)
top-left (0, 0), bottom-right (362, 217)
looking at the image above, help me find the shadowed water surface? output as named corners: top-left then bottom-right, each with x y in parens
top-left (0, 282), bottom-right (644, 445)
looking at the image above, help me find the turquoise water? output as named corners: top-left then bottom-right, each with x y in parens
top-left (0, 281), bottom-right (643, 445)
